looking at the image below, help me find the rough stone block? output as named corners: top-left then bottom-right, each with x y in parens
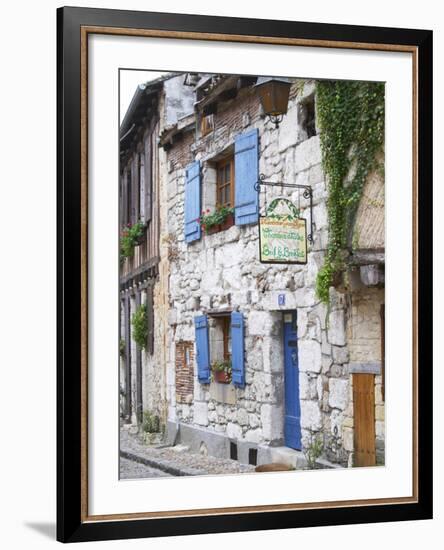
top-left (248, 413), bottom-right (260, 428)
top-left (294, 135), bottom-right (321, 171)
top-left (332, 345), bottom-right (349, 365)
top-left (278, 106), bottom-right (300, 152)
top-left (299, 372), bottom-right (317, 400)
top-left (201, 269), bottom-right (221, 293)
top-left (209, 382), bottom-right (236, 405)
top-left (260, 403), bottom-right (283, 440)
top-left (237, 408), bottom-right (249, 426)
top-left (330, 408), bottom-right (344, 437)
top-left (343, 427), bottom-right (354, 452)
top-left (375, 420), bottom-right (385, 438)
top-left (375, 383), bottom-right (384, 405)
top-left (298, 340), bottom-right (322, 373)
top-left (193, 401), bottom-right (208, 426)
top-left (375, 405), bottom-right (385, 421)
top-left (327, 309), bottom-right (346, 346)
top-left (294, 288), bottom-right (317, 308)
top-left (248, 311), bottom-right (273, 336)
top-left (328, 378), bottom-right (349, 410)
top-left (300, 400), bottom-right (322, 431)
top-left (244, 428), bottom-right (263, 444)
top-left (222, 265), bottom-right (242, 290)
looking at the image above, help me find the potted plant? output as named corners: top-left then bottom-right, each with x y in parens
top-left (198, 206), bottom-right (234, 235)
top-left (211, 359), bottom-right (232, 384)
top-left (120, 220), bottom-right (145, 260)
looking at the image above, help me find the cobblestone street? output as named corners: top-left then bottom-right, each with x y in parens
top-left (120, 457), bottom-right (172, 479)
top-left (120, 427), bottom-right (255, 478)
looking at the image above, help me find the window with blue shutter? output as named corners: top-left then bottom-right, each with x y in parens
top-left (231, 311), bottom-right (245, 387)
top-left (184, 161), bottom-right (201, 243)
top-left (234, 129), bottom-right (259, 226)
top-left (194, 315), bottom-right (210, 384)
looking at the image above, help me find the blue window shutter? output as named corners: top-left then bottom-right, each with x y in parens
top-left (184, 161), bottom-right (201, 243)
top-left (234, 129), bottom-right (259, 225)
top-left (194, 315), bottom-right (210, 383)
top-left (231, 312), bottom-right (245, 387)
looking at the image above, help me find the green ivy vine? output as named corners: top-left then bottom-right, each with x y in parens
top-left (131, 304), bottom-right (148, 351)
top-left (315, 80), bottom-right (385, 303)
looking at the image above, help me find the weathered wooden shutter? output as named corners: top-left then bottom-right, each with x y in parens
top-left (126, 167), bottom-right (132, 226)
top-left (184, 161), bottom-right (201, 243)
top-left (119, 174), bottom-right (124, 229)
top-left (146, 285), bottom-right (154, 354)
top-left (131, 155), bottom-right (138, 225)
top-left (194, 315), bottom-right (210, 383)
top-left (231, 311), bottom-right (245, 387)
top-left (139, 152), bottom-right (145, 223)
top-left (234, 129), bottom-right (259, 225)
top-left (122, 168), bottom-right (128, 227)
top-left (144, 134), bottom-right (152, 223)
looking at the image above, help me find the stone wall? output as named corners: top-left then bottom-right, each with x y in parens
top-left (163, 80), bottom-right (367, 465)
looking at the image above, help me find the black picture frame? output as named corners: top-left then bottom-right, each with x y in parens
top-left (57, 6), bottom-right (433, 543)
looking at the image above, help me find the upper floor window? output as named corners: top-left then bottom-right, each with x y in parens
top-left (184, 129), bottom-right (259, 244)
top-left (200, 113), bottom-right (215, 137)
top-left (216, 157), bottom-right (235, 208)
top-left (300, 94), bottom-right (316, 139)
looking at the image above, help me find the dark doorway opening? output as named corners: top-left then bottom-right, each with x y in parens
top-left (248, 448), bottom-right (258, 466)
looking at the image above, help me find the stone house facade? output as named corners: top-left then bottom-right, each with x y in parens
top-left (120, 73), bottom-right (385, 469)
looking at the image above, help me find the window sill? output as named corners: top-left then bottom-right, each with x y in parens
top-left (203, 213), bottom-right (235, 235)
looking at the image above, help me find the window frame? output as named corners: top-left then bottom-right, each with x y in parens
top-left (221, 316), bottom-right (231, 361)
top-left (216, 156), bottom-right (235, 208)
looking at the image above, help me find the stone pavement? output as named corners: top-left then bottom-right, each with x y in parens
top-left (120, 428), bottom-right (255, 478)
top-left (120, 457), bottom-right (172, 479)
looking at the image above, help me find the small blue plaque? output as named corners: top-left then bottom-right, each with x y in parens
top-left (278, 294), bottom-right (286, 306)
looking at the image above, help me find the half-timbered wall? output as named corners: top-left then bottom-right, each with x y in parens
top-left (120, 120), bottom-right (161, 281)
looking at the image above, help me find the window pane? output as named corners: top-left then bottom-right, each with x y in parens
top-left (225, 163), bottom-right (230, 183)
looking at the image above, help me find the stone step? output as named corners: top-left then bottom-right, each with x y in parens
top-left (268, 446), bottom-right (307, 469)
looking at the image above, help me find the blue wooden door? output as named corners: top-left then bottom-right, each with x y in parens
top-left (284, 312), bottom-right (302, 450)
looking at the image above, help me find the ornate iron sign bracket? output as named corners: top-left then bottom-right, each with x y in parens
top-left (255, 173), bottom-right (315, 243)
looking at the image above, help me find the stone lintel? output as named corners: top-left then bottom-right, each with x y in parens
top-left (349, 362), bottom-right (381, 375)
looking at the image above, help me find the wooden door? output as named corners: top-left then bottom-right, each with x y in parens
top-left (283, 312), bottom-right (302, 450)
top-left (353, 374), bottom-right (376, 466)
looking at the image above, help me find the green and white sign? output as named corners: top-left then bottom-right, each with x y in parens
top-left (259, 197), bottom-right (307, 264)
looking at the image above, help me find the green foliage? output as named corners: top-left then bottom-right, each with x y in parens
top-left (142, 410), bottom-right (160, 433)
top-left (211, 359), bottom-right (232, 382)
top-left (304, 434), bottom-right (324, 470)
top-left (211, 359), bottom-right (232, 374)
top-left (131, 304), bottom-right (148, 351)
top-left (119, 338), bottom-right (125, 358)
top-left (199, 206), bottom-right (234, 232)
top-left (315, 80), bottom-right (385, 303)
top-left (120, 221), bottom-right (145, 260)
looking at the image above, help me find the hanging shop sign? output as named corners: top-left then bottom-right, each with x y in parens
top-left (259, 197), bottom-right (308, 264)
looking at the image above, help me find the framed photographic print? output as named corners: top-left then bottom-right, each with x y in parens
top-left (57, 6), bottom-right (433, 543)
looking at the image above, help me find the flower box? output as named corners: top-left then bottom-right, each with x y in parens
top-left (219, 213), bottom-right (235, 231)
top-left (205, 213), bottom-right (235, 235)
top-left (213, 370), bottom-right (231, 384)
